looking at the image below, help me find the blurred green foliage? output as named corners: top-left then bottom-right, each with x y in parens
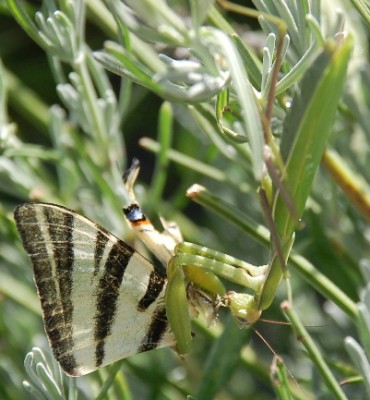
top-left (1, 1), bottom-right (370, 399)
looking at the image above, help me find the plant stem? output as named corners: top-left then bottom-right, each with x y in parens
top-left (282, 301), bottom-right (348, 400)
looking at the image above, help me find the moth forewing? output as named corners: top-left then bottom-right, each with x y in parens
top-left (14, 202), bottom-right (176, 376)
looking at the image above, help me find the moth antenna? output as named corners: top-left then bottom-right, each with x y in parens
top-left (122, 158), bottom-right (141, 204)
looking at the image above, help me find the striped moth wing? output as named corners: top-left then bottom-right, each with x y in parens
top-left (14, 203), bottom-right (176, 376)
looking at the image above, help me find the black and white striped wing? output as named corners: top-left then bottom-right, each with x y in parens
top-left (14, 203), bottom-right (176, 376)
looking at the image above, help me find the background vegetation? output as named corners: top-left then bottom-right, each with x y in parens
top-left (1, 0), bottom-right (370, 399)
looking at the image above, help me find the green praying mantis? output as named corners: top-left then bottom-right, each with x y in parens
top-left (123, 159), bottom-right (268, 355)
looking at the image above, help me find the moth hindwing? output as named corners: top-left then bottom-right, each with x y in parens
top-left (14, 202), bottom-right (176, 376)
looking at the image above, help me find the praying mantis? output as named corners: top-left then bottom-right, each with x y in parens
top-left (123, 159), bottom-right (268, 354)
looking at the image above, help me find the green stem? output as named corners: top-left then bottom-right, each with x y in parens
top-left (5, 68), bottom-right (49, 136)
top-left (188, 185), bottom-right (358, 320)
top-left (282, 301), bottom-right (349, 400)
top-left (95, 360), bottom-right (129, 400)
top-left (73, 51), bottom-right (106, 147)
top-left (349, 0), bottom-right (370, 25)
top-left (322, 148), bottom-right (370, 224)
top-left (290, 253), bottom-right (358, 321)
top-left (140, 137), bottom-right (233, 184)
top-left (148, 101), bottom-right (173, 213)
